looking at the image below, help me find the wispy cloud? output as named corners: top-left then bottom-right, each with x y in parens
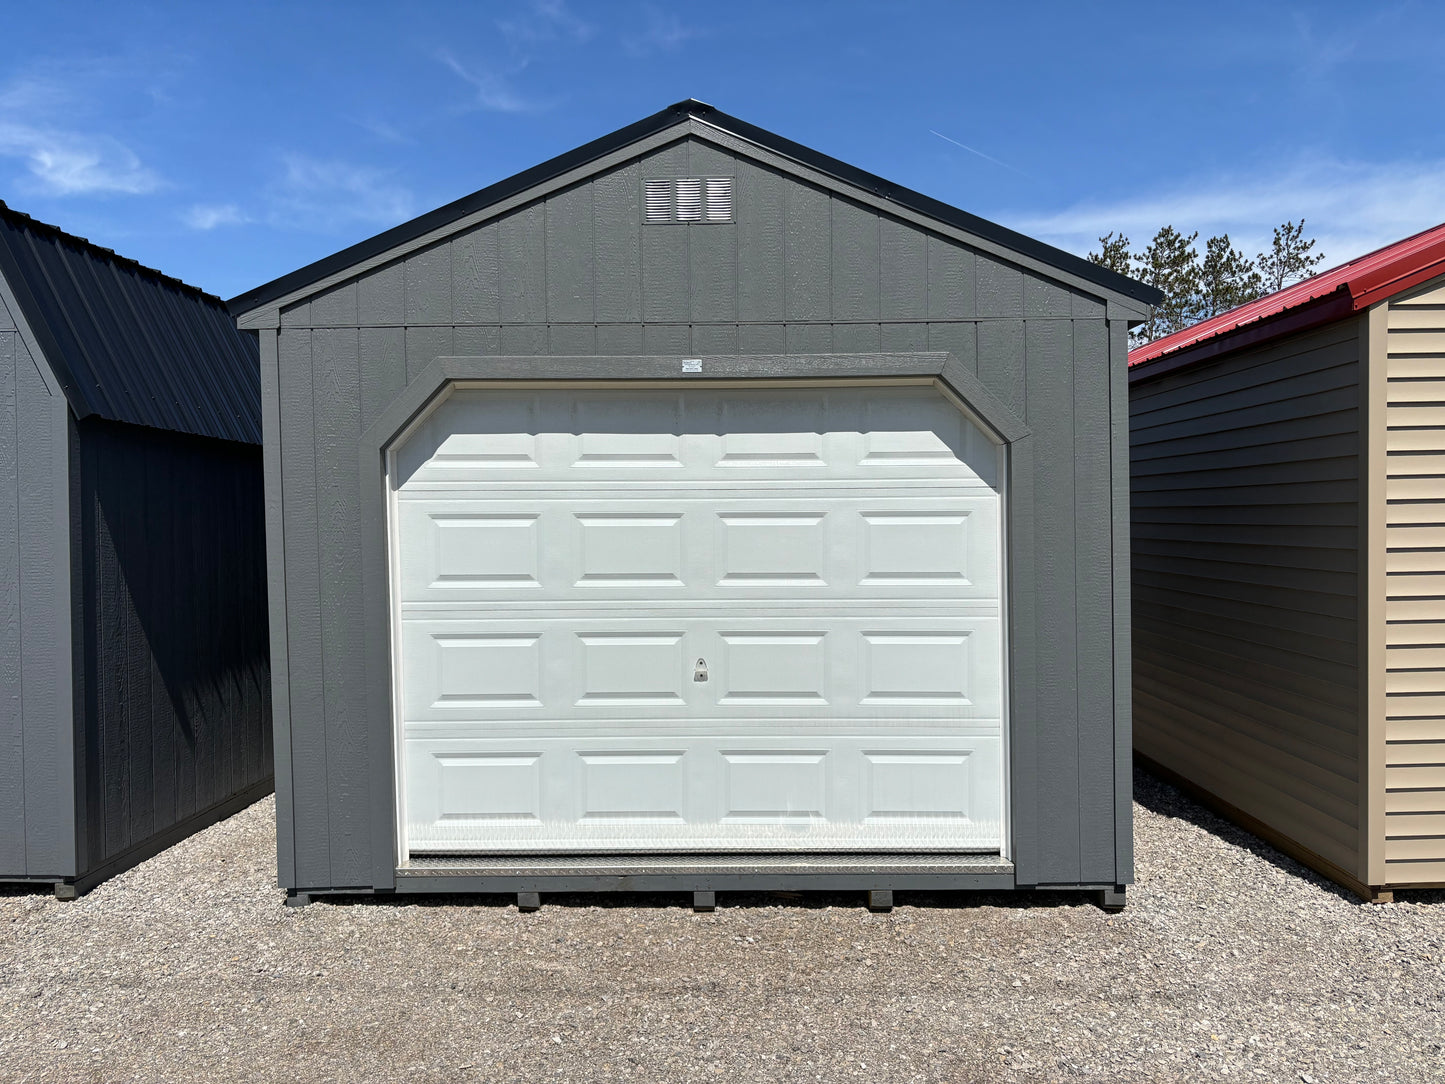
top-left (349, 116), bottom-right (411, 144)
top-left (182, 203), bottom-right (247, 230)
top-left (498, 0), bottom-right (594, 47)
top-left (265, 154), bottom-right (414, 232)
top-left (0, 122), bottom-right (161, 196)
top-left (438, 51), bottom-right (545, 114)
top-left (441, 1), bottom-right (592, 114)
top-left (1011, 156), bottom-right (1445, 268)
top-left (622, 6), bottom-right (702, 56)
top-left (0, 75), bottom-right (161, 196)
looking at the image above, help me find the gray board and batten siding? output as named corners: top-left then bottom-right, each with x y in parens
top-left (1130, 317), bottom-right (1367, 887)
top-left (0, 287), bottom-right (74, 878)
top-left (0, 202), bottom-right (271, 893)
top-left (233, 101), bottom-right (1159, 901)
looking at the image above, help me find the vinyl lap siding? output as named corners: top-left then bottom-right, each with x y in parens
top-left (1382, 280), bottom-right (1445, 883)
top-left (1131, 320), bottom-right (1362, 876)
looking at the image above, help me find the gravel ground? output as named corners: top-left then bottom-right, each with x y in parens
top-left (2, 767), bottom-right (1443, 1084)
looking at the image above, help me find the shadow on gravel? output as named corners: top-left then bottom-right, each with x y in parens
top-left (1133, 761), bottom-right (1445, 908)
top-left (0, 884), bottom-right (54, 899)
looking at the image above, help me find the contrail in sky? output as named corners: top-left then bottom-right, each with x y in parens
top-left (929, 129), bottom-right (1033, 179)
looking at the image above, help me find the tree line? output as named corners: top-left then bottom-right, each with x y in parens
top-left (1087, 221), bottom-right (1326, 343)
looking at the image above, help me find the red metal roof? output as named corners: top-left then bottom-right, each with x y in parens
top-left (1128, 220), bottom-right (1445, 371)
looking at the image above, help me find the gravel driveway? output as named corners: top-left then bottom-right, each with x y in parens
top-left (2, 767), bottom-right (1442, 1083)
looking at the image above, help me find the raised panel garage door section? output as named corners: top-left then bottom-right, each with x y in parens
top-left (392, 385), bottom-right (1004, 854)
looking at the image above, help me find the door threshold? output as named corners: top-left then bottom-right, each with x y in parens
top-left (398, 853), bottom-right (1013, 877)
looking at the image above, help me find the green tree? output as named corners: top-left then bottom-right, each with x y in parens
top-left (1197, 234), bottom-right (1263, 319)
top-left (1258, 219), bottom-right (1325, 292)
top-left (1087, 231), bottom-right (1134, 276)
top-left (1133, 226), bottom-right (1201, 342)
top-left (1089, 220), bottom-right (1326, 344)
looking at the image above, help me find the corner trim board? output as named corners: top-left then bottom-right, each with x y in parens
top-left (1361, 305), bottom-right (1388, 887)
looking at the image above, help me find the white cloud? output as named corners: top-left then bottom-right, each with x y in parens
top-left (499, 0), bottom-right (594, 47)
top-left (438, 51), bottom-right (545, 114)
top-left (182, 203), bottom-right (247, 230)
top-left (622, 7), bottom-right (701, 56)
top-left (351, 116), bottom-right (410, 144)
top-left (265, 154), bottom-right (414, 232)
top-left (1011, 157), bottom-right (1445, 269)
top-left (0, 74), bottom-right (162, 197)
top-left (441, 1), bottom-right (592, 114)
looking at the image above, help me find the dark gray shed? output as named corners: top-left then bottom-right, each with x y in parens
top-left (231, 100), bottom-right (1160, 910)
top-left (0, 202), bottom-right (272, 898)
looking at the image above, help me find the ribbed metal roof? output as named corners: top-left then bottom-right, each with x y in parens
top-left (0, 201), bottom-right (260, 445)
top-left (229, 99), bottom-right (1163, 316)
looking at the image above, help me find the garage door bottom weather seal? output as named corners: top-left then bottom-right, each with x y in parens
top-left (396, 854), bottom-right (1014, 877)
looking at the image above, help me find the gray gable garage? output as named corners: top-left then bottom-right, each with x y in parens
top-left (0, 203), bottom-right (271, 897)
top-left (232, 100), bottom-right (1160, 909)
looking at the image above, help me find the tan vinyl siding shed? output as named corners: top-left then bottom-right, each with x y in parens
top-left (1129, 223), bottom-right (1445, 902)
top-left (1381, 280), bottom-right (1445, 885)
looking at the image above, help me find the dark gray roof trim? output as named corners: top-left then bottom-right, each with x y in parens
top-left (228, 99), bottom-right (1162, 316)
top-left (0, 201), bottom-right (261, 445)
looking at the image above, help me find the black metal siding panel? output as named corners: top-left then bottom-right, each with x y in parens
top-left (0, 204), bottom-right (261, 445)
top-left (74, 418), bottom-right (272, 875)
top-left (265, 137), bottom-right (1130, 893)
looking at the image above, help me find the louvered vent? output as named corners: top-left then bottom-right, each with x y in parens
top-left (644, 179), bottom-right (672, 223)
top-left (705, 177), bottom-right (733, 221)
top-left (675, 178), bottom-right (703, 220)
top-left (643, 178), bottom-right (734, 223)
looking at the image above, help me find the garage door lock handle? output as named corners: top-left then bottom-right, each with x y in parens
top-left (693, 658), bottom-right (709, 682)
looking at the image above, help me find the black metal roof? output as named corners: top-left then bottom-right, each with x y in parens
top-left (0, 201), bottom-right (260, 445)
top-left (229, 99), bottom-right (1162, 316)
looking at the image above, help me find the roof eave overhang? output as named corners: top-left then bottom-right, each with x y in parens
top-left (230, 100), bottom-right (1160, 327)
top-left (1127, 289), bottom-right (1357, 386)
top-left (1351, 249), bottom-right (1445, 311)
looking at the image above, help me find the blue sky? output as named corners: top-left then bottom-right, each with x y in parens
top-left (3, 1), bottom-right (1443, 300)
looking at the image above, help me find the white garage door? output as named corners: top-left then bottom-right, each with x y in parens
top-left (392, 384), bottom-right (1004, 854)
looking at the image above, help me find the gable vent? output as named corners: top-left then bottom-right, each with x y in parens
top-left (643, 177), bottom-right (734, 223)
top-left (644, 179), bottom-right (672, 222)
top-left (705, 177), bottom-right (733, 221)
